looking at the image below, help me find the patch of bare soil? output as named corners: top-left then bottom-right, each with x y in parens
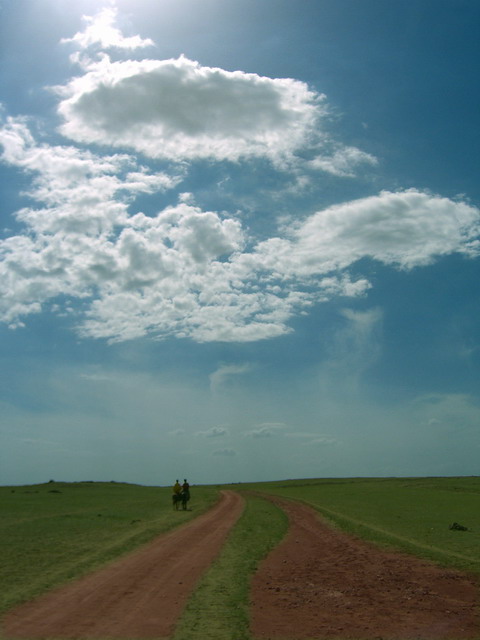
top-left (3, 490), bottom-right (244, 639)
top-left (250, 496), bottom-right (479, 640)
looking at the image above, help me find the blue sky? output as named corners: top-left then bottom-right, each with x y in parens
top-left (1, 0), bottom-right (479, 486)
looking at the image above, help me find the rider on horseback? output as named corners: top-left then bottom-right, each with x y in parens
top-left (172, 479), bottom-right (190, 510)
top-left (182, 479), bottom-right (190, 502)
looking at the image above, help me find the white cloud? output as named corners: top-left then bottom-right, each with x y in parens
top-left (413, 393), bottom-right (480, 433)
top-left (0, 116), bottom-right (179, 235)
top-left (254, 189), bottom-right (480, 277)
top-left (197, 426), bottom-right (228, 438)
top-left (61, 8), bottom-right (155, 51)
top-left (209, 364), bottom-right (253, 393)
top-left (53, 10), bottom-right (376, 178)
top-left (55, 54), bottom-right (323, 164)
top-left (1, 120), bottom-right (479, 342)
top-left (315, 307), bottom-right (384, 399)
top-left (282, 430), bottom-right (341, 447)
top-left (308, 436), bottom-right (341, 446)
top-left (246, 423), bottom-right (287, 438)
top-left (338, 308), bottom-right (383, 361)
top-left (1, 11), bottom-right (480, 346)
top-left (212, 448), bottom-right (236, 457)
top-left (310, 145), bottom-right (378, 177)
top-left (169, 428), bottom-right (186, 437)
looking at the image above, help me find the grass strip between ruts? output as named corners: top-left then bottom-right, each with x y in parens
top-left (171, 493), bottom-right (288, 640)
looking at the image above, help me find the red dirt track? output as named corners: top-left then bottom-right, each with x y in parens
top-left (250, 496), bottom-right (479, 639)
top-left (3, 490), bottom-right (245, 639)
top-left (3, 491), bottom-right (479, 640)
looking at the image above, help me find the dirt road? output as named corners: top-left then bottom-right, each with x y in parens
top-left (3, 490), bottom-right (245, 639)
top-left (250, 496), bottom-right (479, 639)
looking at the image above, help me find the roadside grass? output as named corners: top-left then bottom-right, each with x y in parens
top-left (0, 481), bottom-right (218, 615)
top-left (238, 476), bottom-right (480, 574)
top-left (172, 493), bottom-right (288, 640)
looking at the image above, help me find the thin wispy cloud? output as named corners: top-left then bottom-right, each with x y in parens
top-left (196, 426), bottom-right (228, 438)
top-left (212, 448), bottom-right (236, 457)
top-left (308, 436), bottom-right (340, 447)
top-left (246, 423), bottom-right (287, 438)
top-left (209, 364), bottom-right (253, 393)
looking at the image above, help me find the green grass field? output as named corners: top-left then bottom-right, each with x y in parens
top-left (0, 481), bottom-right (218, 615)
top-left (238, 476), bottom-right (480, 574)
top-left (1, 476), bottom-right (480, 640)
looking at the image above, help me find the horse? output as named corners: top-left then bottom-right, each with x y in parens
top-left (172, 490), bottom-right (189, 511)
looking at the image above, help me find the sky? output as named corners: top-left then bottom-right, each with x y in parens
top-left (1, 0), bottom-right (479, 486)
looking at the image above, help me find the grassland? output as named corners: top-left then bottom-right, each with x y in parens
top-left (0, 481), bottom-right (218, 614)
top-left (237, 476), bottom-right (480, 574)
top-left (1, 476), bottom-right (480, 640)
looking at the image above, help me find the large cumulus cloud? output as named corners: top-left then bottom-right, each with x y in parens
top-left (55, 55), bottom-right (323, 164)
